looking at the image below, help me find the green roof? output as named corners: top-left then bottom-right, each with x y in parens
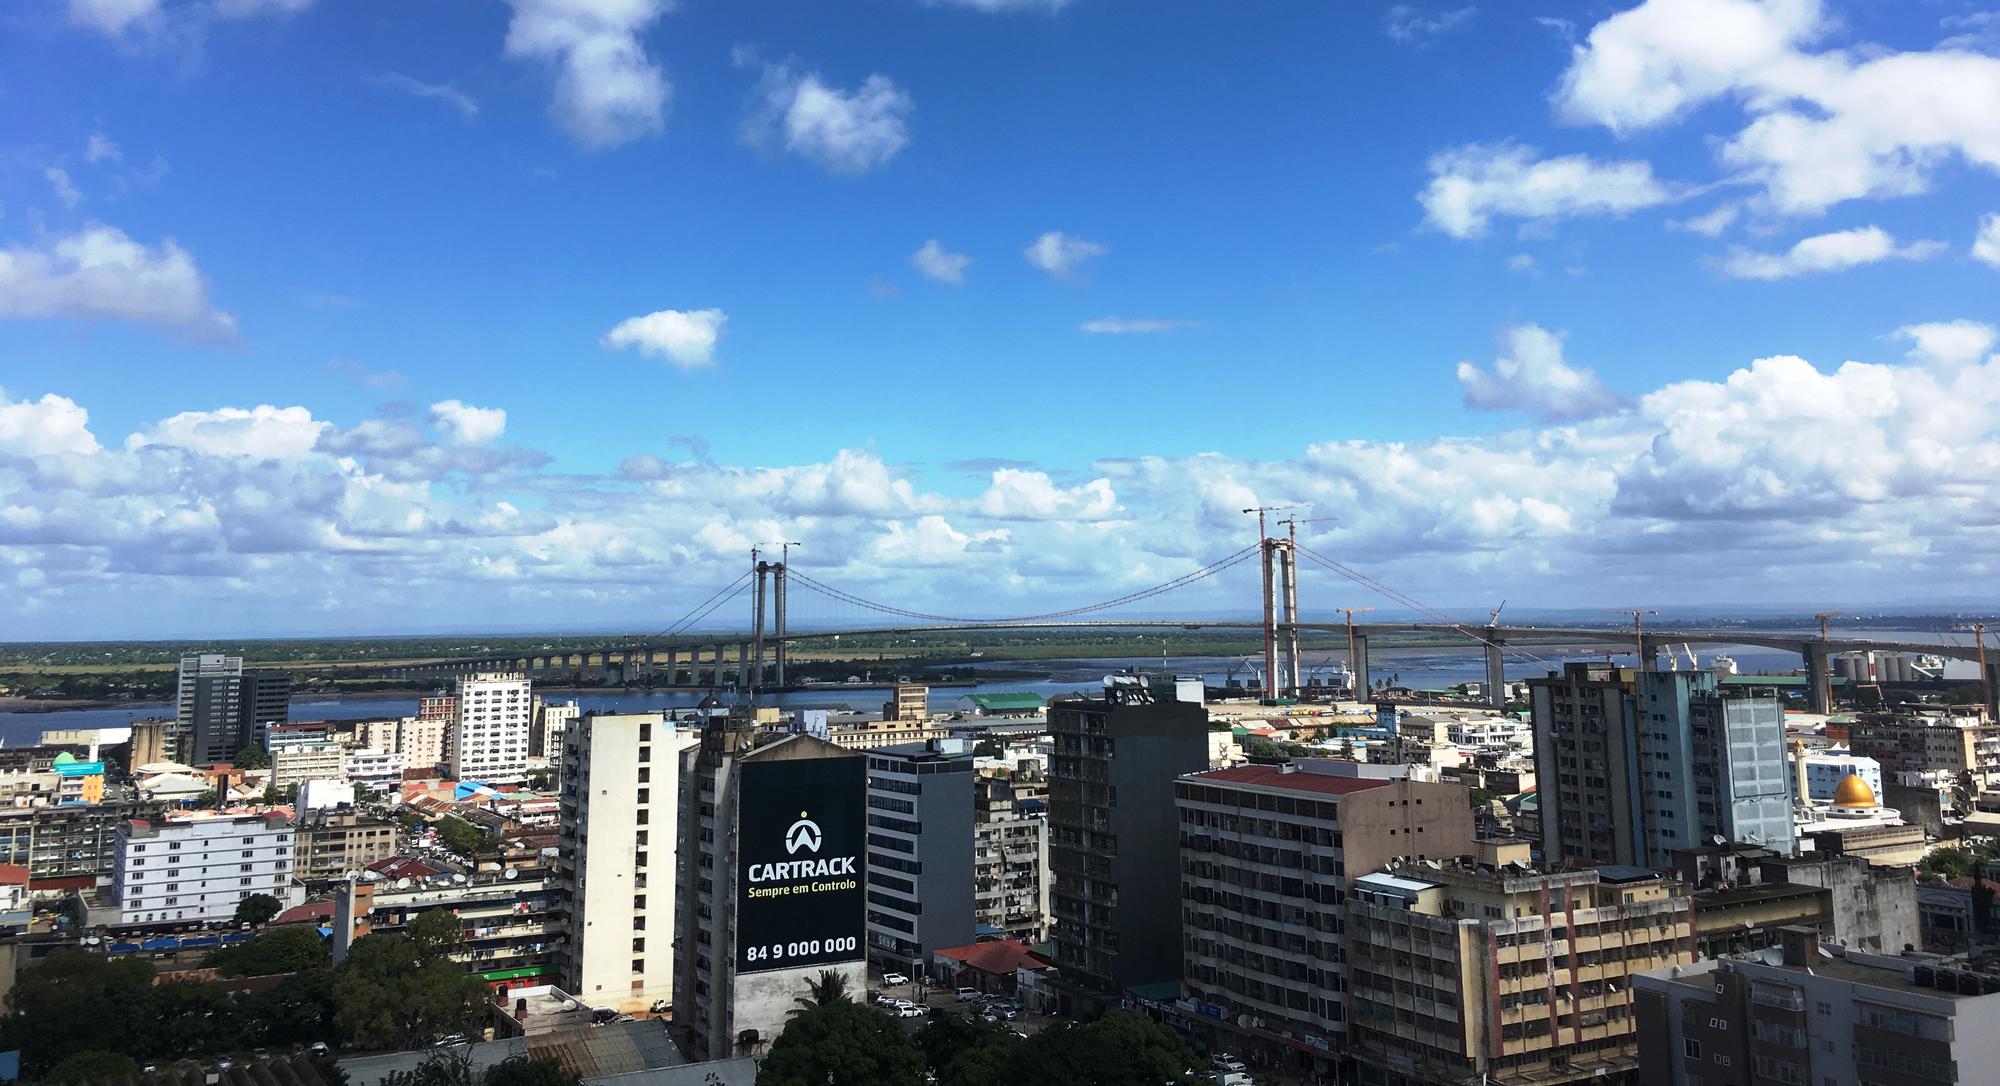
top-left (1125, 981), bottom-right (1182, 1002)
top-left (964, 692), bottom-right (1046, 711)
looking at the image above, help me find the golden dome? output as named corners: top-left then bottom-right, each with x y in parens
top-left (1832, 774), bottom-right (1877, 809)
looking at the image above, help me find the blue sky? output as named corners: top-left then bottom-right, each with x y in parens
top-left (3, 0), bottom-right (2000, 637)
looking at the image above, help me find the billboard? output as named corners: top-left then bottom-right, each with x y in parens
top-left (735, 755), bottom-right (867, 974)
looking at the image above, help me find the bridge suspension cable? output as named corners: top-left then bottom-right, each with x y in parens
top-left (653, 568), bottom-right (756, 640)
top-left (1291, 544), bottom-right (1557, 669)
top-left (782, 544), bottom-right (1264, 626)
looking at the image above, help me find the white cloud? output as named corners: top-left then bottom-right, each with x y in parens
top-left (211, 0), bottom-right (310, 15)
top-left (0, 390), bottom-right (101, 457)
top-left (0, 224), bottom-right (237, 340)
top-left (1669, 203), bottom-right (1740, 237)
top-left (744, 62), bottom-right (913, 175)
top-left (1895, 321), bottom-right (1997, 367)
top-left (1455, 323), bottom-right (1628, 421)
top-left (85, 133), bottom-right (121, 164)
top-left (45, 168), bottom-right (82, 210)
top-left (1505, 253), bottom-right (1539, 275)
top-left (1383, 5), bottom-right (1477, 43)
top-left (369, 72), bottom-right (479, 120)
top-left (1420, 142), bottom-right (1677, 238)
top-left (128, 405), bottom-right (327, 460)
top-left (1974, 213), bottom-right (2000, 269)
top-left (67, 0), bottom-right (161, 35)
top-left (910, 239), bottom-right (970, 284)
top-left (601, 307), bottom-right (727, 368)
top-left (870, 516), bottom-right (1010, 566)
top-left (68, 0), bottom-right (308, 36)
top-left (1024, 231), bottom-right (1107, 279)
top-left (1079, 317), bottom-right (1197, 334)
top-left (503, 0), bottom-right (670, 150)
top-left (1716, 226), bottom-right (1946, 280)
top-left (975, 469), bottom-right (1118, 520)
top-left (429, 401), bottom-right (507, 445)
top-left (1555, 0), bottom-right (2000, 215)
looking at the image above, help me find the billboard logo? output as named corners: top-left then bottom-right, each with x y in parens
top-left (785, 811), bottom-right (823, 855)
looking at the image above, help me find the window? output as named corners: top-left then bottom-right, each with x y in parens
top-left (1684, 1039), bottom-right (1701, 1059)
top-left (1709, 1017), bottom-right (1727, 1030)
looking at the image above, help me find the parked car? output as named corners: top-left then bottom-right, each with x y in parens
top-left (955, 986), bottom-right (981, 1001)
top-left (1213, 1055), bottom-right (1247, 1073)
top-left (882, 972), bottom-right (910, 986)
top-left (893, 999), bottom-right (918, 1011)
top-left (899, 1005), bottom-right (928, 1019)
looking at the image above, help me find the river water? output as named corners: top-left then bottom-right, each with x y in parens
top-left (2, 629), bottom-right (1979, 747)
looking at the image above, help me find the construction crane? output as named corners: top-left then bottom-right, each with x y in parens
top-left (1815, 610), bottom-right (1843, 641)
top-left (1335, 606), bottom-right (1375, 695)
top-left (1489, 599), bottom-right (1507, 627)
top-left (1953, 620), bottom-right (1993, 720)
top-left (1602, 608), bottom-right (1658, 669)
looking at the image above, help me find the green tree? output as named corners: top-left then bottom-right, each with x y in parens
top-left (435, 815), bottom-right (489, 857)
top-left (332, 909), bottom-right (487, 1050)
top-left (1924, 846), bottom-right (1978, 880)
top-left (1468, 787), bottom-right (1496, 810)
top-left (0, 949), bottom-right (156, 1076)
top-left (971, 739), bottom-right (1003, 758)
top-left (380, 1045), bottom-right (478, 1086)
top-left (235, 891), bottom-right (286, 928)
top-left (42, 1050), bottom-right (140, 1086)
top-left (915, 1013), bottom-right (1018, 1086)
top-left (790, 969), bottom-right (853, 1017)
top-left (210, 923), bottom-right (330, 976)
top-left (235, 745), bottom-right (272, 770)
top-left (756, 1001), bottom-right (924, 1086)
top-left (252, 968), bottom-right (341, 1048)
top-left (1007, 1013), bottom-right (1198, 1086)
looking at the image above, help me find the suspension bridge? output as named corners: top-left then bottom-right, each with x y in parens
top-left (373, 538), bottom-right (2000, 716)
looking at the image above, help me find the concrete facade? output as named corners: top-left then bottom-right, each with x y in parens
top-left (1048, 685), bottom-right (1211, 999)
top-left (1634, 930), bottom-right (2000, 1086)
top-left (113, 811), bottom-right (298, 926)
top-left (451, 673), bottom-right (532, 784)
top-left (293, 810), bottom-right (400, 881)
top-left (558, 712), bottom-right (698, 1012)
top-left (973, 761), bottom-right (1049, 943)
top-left (174, 655), bottom-right (290, 766)
top-left (271, 740), bottom-right (346, 793)
top-left (863, 740), bottom-right (975, 978)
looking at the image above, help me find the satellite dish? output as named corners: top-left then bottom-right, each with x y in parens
top-left (396, 878), bottom-right (412, 889)
top-left (504, 868), bottom-right (519, 880)
top-left (452, 873), bottom-right (468, 884)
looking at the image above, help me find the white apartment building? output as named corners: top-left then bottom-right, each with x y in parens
top-left (363, 715), bottom-right (452, 772)
top-left (557, 712), bottom-right (698, 1013)
top-left (450, 673), bottom-right (532, 783)
top-left (1443, 715), bottom-right (1530, 749)
top-left (535, 700), bottom-right (580, 762)
top-left (1801, 750), bottom-right (1885, 804)
top-left (113, 812), bottom-right (299, 926)
top-left (271, 740), bottom-right (347, 793)
top-left (345, 748), bottom-right (407, 789)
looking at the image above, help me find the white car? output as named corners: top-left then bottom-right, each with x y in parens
top-left (898, 1005), bottom-right (927, 1019)
top-left (892, 999), bottom-right (918, 1011)
top-left (881, 972), bottom-right (910, 986)
top-left (1213, 1055), bottom-right (1248, 1073)
top-left (955, 987), bottom-right (981, 1001)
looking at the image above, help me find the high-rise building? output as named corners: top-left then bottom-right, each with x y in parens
top-left (863, 740), bottom-right (975, 978)
top-left (449, 673), bottom-right (532, 783)
top-left (534, 699), bottom-right (581, 762)
top-left (1531, 664), bottom-right (1792, 867)
top-left (361, 714), bottom-right (451, 773)
top-left (558, 712), bottom-right (700, 1013)
top-left (673, 722), bottom-right (868, 1062)
top-left (271, 740), bottom-right (346, 794)
top-left (1175, 762), bottom-right (1478, 1074)
top-left (973, 759), bottom-right (1049, 943)
top-left (1634, 927), bottom-right (1993, 1086)
top-left (1346, 840), bottom-right (1695, 1086)
top-left (113, 811), bottom-right (299, 926)
top-left (1849, 708), bottom-right (2000, 781)
top-left (293, 809), bottom-right (401, 881)
top-left (173, 655), bottom-right (290, 766)
top-left (884, 683), bottom-right (928, 722)
top-left (1047, 680), bottom-right (1210, 1007)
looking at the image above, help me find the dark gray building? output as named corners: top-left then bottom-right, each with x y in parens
top-left (864, 739), bottom-right (975, 978)
top-left (1047, 679), bottom-right (1209, 1005)
top-left (174, 654), bottom-right (290, 766)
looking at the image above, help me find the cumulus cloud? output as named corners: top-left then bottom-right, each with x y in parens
top-left (1024, 231), bottom-right (1107, 279)
top-left (910, 239), bottom-right (970, 283)
top-left (0, 390), bottom-right (101, 457)
top-left (128, 405), bottom-right (328, 460)
top-left (601, 307), bottom-right (727, 368)
top-left (504, 0), bottom-right (669, 149)
top-left (1555, 0), bottom-right (2000, 214)
top-left (1895, 321), bottom-right (1997, 367)
top-left (0, 224), bottom-right (237, 340)
top-left (1420, 143), bottom-right (1678, 238)
top-left (1080, 317), bottom-right (1196, 334)
top-left (1383, 5), bottom-right (1477, 43)
top-left (430, 400), bottom-right (507, 445)
top-left (1669, 204), bottom-right (1740, 237)
top-left (743, 60), bottom-right (913, 174)
top-left (45, 168), bottom-right (82, 210)
top-left (368, 72), bottom-right (479, 119)
top-left (975, 469), bottom-right (1118, 520)
top-left (1716, 226), bottom-right (1946, 280)
top-left (1456, 324), bottom-right (1628, 422)
top-left (1974, 213), bottom-right (2000, 269)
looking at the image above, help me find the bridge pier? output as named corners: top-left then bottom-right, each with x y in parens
top-left (1485, 640), bottom-right (1505, 710)
top-left (1805, 643), bottom-right (1832, 715)
top-left (1352, 634), bottom-right (1371, 699)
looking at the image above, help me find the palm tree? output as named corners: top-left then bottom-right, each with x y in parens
top-left (790, 969), bottom-right (852, 1016)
